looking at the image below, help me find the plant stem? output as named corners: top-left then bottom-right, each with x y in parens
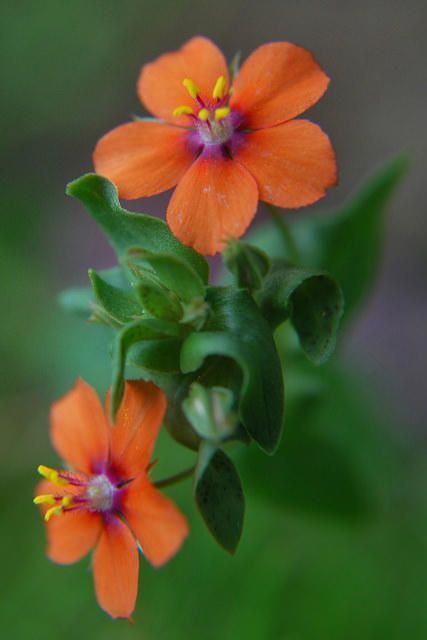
top-left (154, 465), bottom-right (195, 489)
top-left (266, 204), bottom-right (301, 264)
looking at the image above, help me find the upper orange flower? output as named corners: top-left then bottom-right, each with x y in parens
top-left (34, 379), bottom-right (188, 619)
top-left (93, 36), bottom-right (337, 255)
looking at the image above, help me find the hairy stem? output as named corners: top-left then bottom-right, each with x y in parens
top-left (154, 465), bottom-right (196, 489)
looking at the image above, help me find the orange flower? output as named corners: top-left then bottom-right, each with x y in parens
top-left (94, 37), bottom-right (337, 255)
top-left (34, 379), bottom-right (188, 619)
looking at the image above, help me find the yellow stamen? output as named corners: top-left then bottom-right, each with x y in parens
top-left (62, 495), bottom-right (73, 508)
top-left (33, 494), bottom-right (56, 506)
top-left (212, 75), bottom-right (226, 100)
top-left (37, 464), bottom-right (68, 487)
top-left (214, 107), bottom-right (231, 121)
top-left (173, 105), bottom-right (194, 117)
top-left (198, 108), bottom-right (210, 121)
top-left (44, 505), bottom-right (63, 522)
top-left (183, 78), bottom-right (199, 99)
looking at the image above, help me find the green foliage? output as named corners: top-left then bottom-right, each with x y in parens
top-left (257, 262), bottom-right (344, 363)
top-left (181, 287), bottom-right (284, 454)
top-left (194, 444), bottom-right (245, 553)
top-left (223, 239), bottom-right (270, 292)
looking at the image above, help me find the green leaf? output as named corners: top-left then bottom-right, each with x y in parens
top-left (180, 287), bottom-right (284, 454)
top-left (126, 248), bottom-right (206, 303)
top-left (130, 338), bottom-right (182, 373)
top-left (223, 239), bottom-right (270, 291)
top-left (257, 263), bottom-right (344, 364)
top-left (58, 266), bottom-right (127, 318)
top-left (110, 318), bottom-right (182, 419)
top-left (66, 174), bottom-right (209, 283)
top-left (89, 269), bottom-right (141, 324)
top-left (194, 444), bottom-right (244, 553)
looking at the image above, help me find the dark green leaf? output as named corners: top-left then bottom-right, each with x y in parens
top-left (89, 269), bottom-right (141, 324)
top-left (130, 338), bottom-right (182, 373)
top-left (194, 444), bottom-right (244, 553)
top-left (258, 263), bottom-right (344, 364)
top-left (66, 174), bottom-right (209, 283)
top-left (180, 287), bottom-right (284, 454)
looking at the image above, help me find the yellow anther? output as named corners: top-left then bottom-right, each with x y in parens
top-left (44, 505), bottom-right (63, 522)
top-left (33, 494), bottom-right (56, 506)
top-left (37, 465), bottom-right (68, 487)
top-left (173, 105), bottom-right (194, 117)
top-left (183, 78), bottom-right (200, 99)
top-left (212, 75), bottom-right (226, 100)
top-left (214, 107), bottom-right (231, 121)
top-left (198, 108), bottom-right (210, 121)
top-left (62, 495), bottom-right (73, 508)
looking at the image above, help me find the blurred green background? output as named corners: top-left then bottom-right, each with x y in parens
top-left (1, 1), bottom-right (427, 638)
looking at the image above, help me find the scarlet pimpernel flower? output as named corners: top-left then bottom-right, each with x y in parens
top-left (94, 36), bottom-right (337, 255)
top-left (34, 379), bottom-right (188, 619)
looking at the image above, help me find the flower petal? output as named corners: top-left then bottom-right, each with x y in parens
top-left (46, 510), bottom-right (101, 565)
top-left (108, 381), bottom-right (167, 479)
top-left (230, 42), bottom-right (330, 129)
top-left (234, 120), bottom-right (337, 208)
top-left (138, 36), bottom-right (229, 125)
top-left (122, 476), bottom-right (189, 567)
top-left (93, 121), bottom-right (195, 200)
top-left (93, 516), bottom-right (139, 619)
top-left (167, 152), bottom-right (259, 255)
top-left (50, 379), bottom-right (109, 474)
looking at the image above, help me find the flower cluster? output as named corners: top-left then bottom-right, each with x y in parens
top-left (35, 35), bottom-right (338, 621)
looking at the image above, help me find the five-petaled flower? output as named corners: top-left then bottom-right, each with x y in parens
top-left (94, 36), bottom-right (337, 255)
top-left (34, 378), bottom-right (188, 619)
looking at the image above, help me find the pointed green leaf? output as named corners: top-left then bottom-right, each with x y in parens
top-left (58, 266), bottom-right (127, 318)
top-left (66, 174), bottom-right (209, 283)
top-left (89, 269), bottom-right (141, 324)
top-left (194, 444), bottom-right (244, 553)
top-left (181, 287), bottom-right (284, 454)
top-left (257, 263), bottom-right (344, 364)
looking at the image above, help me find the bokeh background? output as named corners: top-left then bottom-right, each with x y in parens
top-left (1, 1), bottom-right (426, 638)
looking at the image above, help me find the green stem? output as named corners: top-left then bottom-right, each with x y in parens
top-left (154, 465), bottom-right (195, 489)
top-left (266, 204), bottom-right (301, 264)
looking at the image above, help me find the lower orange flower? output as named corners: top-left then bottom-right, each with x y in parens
top-left (34, 379), bottom-right (189, 619)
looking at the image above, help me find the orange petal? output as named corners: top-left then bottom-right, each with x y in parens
top-left (167, 152), bottom-right (259, 255)
top-left (122, 475), bottom-right (189, 567)
top-left (46, 510), bottom-right (101, 565)
top-left (138, 36), bottom-right (229, 125)
top-left (234, 120), bottom-right (337, 208)
top-left (230, 42), bottom-right (330, 129)
top-left (93, 516), bottom-right (139, 619)
top-left (108, 381), bottom-right (167, 479)
top-left (50, 379), bottom-right (109, 474)
top-left (93, 120), bottom-right (195, 200)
